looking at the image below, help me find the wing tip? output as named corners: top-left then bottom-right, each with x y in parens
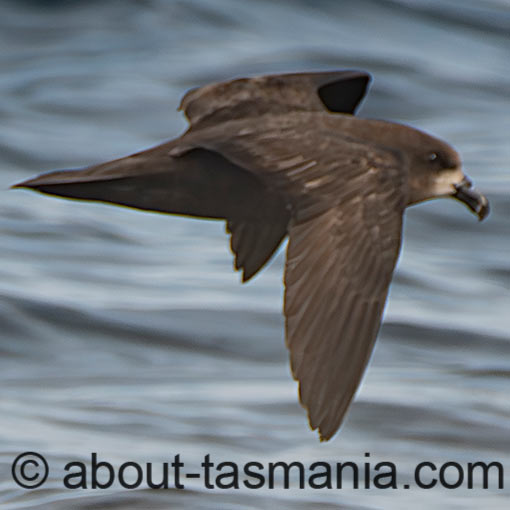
top-left (296, 380), bottom-right (342, 441)
top-left (241, 267), bottom-right (257, 283)
top-left (308, 410), bottom-right (336, 441)
top-left (318, 427), bottom-right (334, 442)
top-left (319, 433), bottom-right (330, 443)
top-left (10, 176), bottom-right (41, 190)
top-left (10, 168), bottom-right (85, 191)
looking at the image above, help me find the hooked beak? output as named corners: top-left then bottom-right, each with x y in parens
top-left (453, 177), bottom-right (489, 221)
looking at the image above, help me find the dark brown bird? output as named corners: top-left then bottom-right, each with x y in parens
top-left (13, 71), bottom-right (489, 441)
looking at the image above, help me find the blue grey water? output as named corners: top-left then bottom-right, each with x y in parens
top-left (0, 0), bottom-right (509, 508)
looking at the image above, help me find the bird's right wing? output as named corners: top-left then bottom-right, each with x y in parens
top-left (179, 70), bottom-right (371, 128)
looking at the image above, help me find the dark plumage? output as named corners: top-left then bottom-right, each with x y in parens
top-left (13, 70), bottom-right (489, 440)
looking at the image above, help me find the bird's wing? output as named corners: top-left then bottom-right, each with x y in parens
top-left (17, 107), bottom-right (405, 437)
top-left (13, 144), bottom-right (290, 282)
top-left (177, 117), bottom-right (406, 440)
top-left (13, 70), bottom-right (371, 282)
top-left (179, 70), bottom-right (371, 128)
top-left (285, 200), bottom-right (403, 441)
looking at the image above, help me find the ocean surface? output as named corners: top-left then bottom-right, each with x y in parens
top-left (1, 0), bottom-right (509, 508)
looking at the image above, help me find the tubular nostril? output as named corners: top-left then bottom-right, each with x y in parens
top-left (455, 176), bottom-right (472, 190)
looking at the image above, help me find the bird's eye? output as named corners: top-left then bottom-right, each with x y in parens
top-left (428, 152), bottom-right (438, 162)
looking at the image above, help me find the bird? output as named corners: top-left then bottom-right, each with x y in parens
top-left (13, 70), bottom-right (489, 441)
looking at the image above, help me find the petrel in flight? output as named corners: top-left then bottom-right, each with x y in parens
top-left (13, 71), bottom-right (489, 440)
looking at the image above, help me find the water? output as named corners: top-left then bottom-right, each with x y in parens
top-left (0, 0), bottom-right (509, 508)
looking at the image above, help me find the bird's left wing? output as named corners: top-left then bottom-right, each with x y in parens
top-left (176, 115), bottom-right (407, 440)
top-left (284, 194), bottom-right (403, 441)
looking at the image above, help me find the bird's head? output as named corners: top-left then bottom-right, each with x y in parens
top-left (394, 125), bottom-right (489, 221)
